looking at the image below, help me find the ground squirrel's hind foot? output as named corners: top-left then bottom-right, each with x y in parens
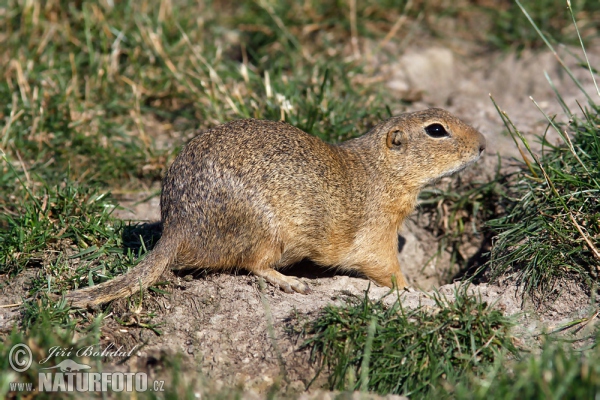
top-left (254, 269), bottom-right (311, 294)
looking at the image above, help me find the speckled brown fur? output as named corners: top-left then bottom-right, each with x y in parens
top-left (61, 108), bottom-right (485, 307)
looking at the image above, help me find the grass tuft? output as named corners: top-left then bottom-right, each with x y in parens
top-left (485, 2), bottom-right (600, 299)
top-left (488, 104), bottom-right (600, 296)
top-left (0, 166), bottom-right (158, 303)
top-left (303, 287), bottom-right (517, 397)
top-left (451, 331), bottom-right (600, 399)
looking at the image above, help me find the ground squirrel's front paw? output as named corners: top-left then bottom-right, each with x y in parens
top-left (367, 269), bottom-right (409, 290)
top-left (391, 273), bottom-right (409, 290)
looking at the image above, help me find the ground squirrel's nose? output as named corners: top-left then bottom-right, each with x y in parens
top-left (478, 135), bottom-right (486, 154)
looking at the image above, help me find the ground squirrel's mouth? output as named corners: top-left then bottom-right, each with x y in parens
top-left (435, 153), bottom-right (482, 181)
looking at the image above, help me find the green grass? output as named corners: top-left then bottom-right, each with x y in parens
top-left (0, 166), bottom-right (161, 297)
top-left (451, 334), bottom-right (600, 399)
top-left (0, 0), bottom-right (394, 193)
top-left (481, 0), bottom-right (600, 51)
top-left (487, 105), bottom-right (600, 297)
top-left (302, 287), bottom-right (517, 398)
top-left (484, 1), bottom-right (600, 299)
top-left (301, 288), bottom-right (600, 399)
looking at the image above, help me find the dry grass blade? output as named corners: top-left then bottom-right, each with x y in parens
top-left (515, 0), bottom-right (593, 104)
top-left (568, 213), bottom-right (600, 265)
top-left (567, 0), bottom-right (600, 99)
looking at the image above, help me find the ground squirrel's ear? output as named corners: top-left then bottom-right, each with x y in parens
top-left (386, 128), bottom-right (403, 148)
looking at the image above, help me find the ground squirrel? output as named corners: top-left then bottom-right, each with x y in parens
top-left (62, 108), bottom-right (485, 307)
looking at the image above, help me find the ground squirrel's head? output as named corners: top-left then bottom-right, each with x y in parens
top-left (374, 108), bottom-right (486, 187)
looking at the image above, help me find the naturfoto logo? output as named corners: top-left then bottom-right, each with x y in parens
top-left (8, 343), bottom-right (165, 394)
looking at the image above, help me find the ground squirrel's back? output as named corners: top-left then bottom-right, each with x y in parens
top-left (62, 109), bottom-right (485, 307)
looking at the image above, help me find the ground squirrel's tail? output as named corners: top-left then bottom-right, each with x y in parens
top-left (61, 237), bottom-right (176, 308)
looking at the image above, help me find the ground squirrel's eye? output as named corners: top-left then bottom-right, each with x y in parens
top-left (425, 123), bottom-right (449, 138)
